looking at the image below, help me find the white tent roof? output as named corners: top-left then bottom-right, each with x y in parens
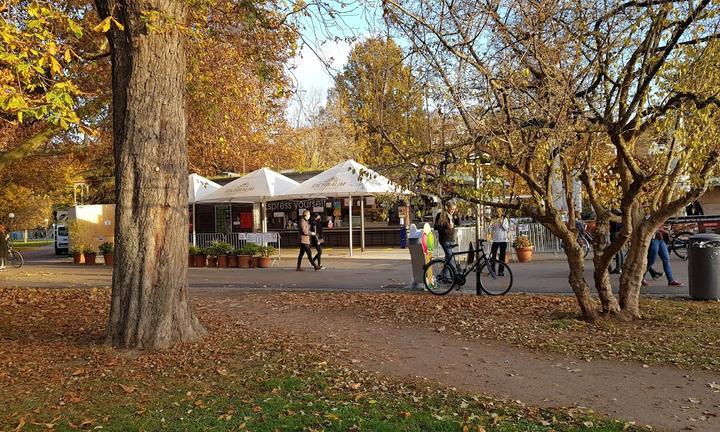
top-left (279, 159), bottom-right (409, 198)
top-left (188, 174), bottom-right (221, 204)
top-left (198, 167), bottom-right (299, 203)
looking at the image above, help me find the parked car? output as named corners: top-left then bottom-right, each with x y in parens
top-left (55, 224), bottom-right (69, 255)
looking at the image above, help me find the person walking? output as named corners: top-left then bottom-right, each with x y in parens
top-left (434, 201), bottom-right (459, 280)
top-left (490, 209), bottom-right (509, 275)
top-left (0, 224), bottom-right (9, 271)
top-left (297, 210), bottom-right (319, 271)
top-left (310, 213), bottom-right (325, 270)
top-left (686, 199), bottom-right (705, 216)
top-left (642, 227), bottom-right (683, 286)
top-left (609, 210), bottom-right (624, 274)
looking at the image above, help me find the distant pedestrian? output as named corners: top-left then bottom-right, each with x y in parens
top-left (642, 228), bottom-right (683, 286)
top-left (297, 210), bottom-right (319, 271)
top-left (686, 199), bottom-right (704, 216)
top-left (490, 209), bottom-right (509, 275)
top-left (609, 210), bottom-right (623, 274)
top-left (310, 213), bottom-right (325, 269)
top-left (0, 224), bottom-right (8, 271)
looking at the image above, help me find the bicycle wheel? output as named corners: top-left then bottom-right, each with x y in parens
top-left (424, 258), bottom-right (457, 295)
top-left (8, 249), bottom-right (23, 269)
top-left (672, 231), bottom-right (693, 261)
top-left (581, 236), bottom-right (590, 258)
top-left (478, 259), bottom-right (513, 295)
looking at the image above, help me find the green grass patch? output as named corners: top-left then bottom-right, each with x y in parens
top-left (12, 366), bottom-right (635, 432)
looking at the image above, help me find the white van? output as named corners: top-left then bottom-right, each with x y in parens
top-left (55, 224), bottom-right (69, 255)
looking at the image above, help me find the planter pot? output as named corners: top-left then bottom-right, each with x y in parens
top-left (193, 255), bottom-right (206, 267)
top-left (104, 254), bottom-right (114, 266)
top-left (207, 256), bottom-right (218, 268)
top-left (73, 252), bottom-right (84, 264)
top-left (217, 255), bottom-right (228, 268)
top-left (238, 255), bottom-right (251, 268)
top-left (228, 255), bottom-right (238, 268)
top-left (250, 257), bottom-right (258, 268)
top-left (188, 255), bottom-right (194, 267)
top-left (85, 253), bottom-right (97, 265)
top-left (515, 247), bottom-right (534, 263)
top-left (258, 257), bottom-right (272, 268)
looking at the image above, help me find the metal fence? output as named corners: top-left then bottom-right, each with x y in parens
top-left (191, 232), bottom-right (281, 252)
top-left (453, 221), bottom-right (563, 254)
top-left (514, 220), bottom-right (564, 253)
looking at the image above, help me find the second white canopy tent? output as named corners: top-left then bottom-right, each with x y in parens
top-left (279, 159), bottom-right (410, 256)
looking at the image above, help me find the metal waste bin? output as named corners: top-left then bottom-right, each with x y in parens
top-left (688, 233), bottom-right (720, 300)
top-left (408, 234), bottom-right (426, 290)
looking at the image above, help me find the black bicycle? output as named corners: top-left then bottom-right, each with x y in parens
top-left (7, 242), bottom-right (24, 269)
top-left (667, 228), bottom-right (694, 261)
top-left (423, 240), bottom-right (513, 296)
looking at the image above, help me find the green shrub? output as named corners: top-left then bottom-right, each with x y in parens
top-left (259, 245), bottom-right (276, 257)
top-left (244, 243), bottom-right (261, 256)
top-left (512, 235), bottom-right (533, 249)
top-left (99, 242), bottom-right (114, 254)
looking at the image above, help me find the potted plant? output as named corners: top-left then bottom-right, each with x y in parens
top-left (99, 242), bottom-right (114, 266)
top-left (246, 243), bottom-right (261, 268)
top-left (228, 248), bottom-right (239, 268)
top-left (207, 246), bottom-right (219, 268)
top-left (71, 244), bottom-right (85, 264)
top-left (512, 235), bottom-right (534, 263)
top-left (237, 245), bottom-right (252, 268)
top-left (189, 245), bottom-right (201, 267)
top-left (257, 245), bottom-right (275, 268)
top-left (193, 247), bottom-right (207, 268)
top-left (83, 245), bottom-right (97, 265)
top-left (213, 242), bottom-right (233, 268)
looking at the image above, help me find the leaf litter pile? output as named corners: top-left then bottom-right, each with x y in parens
top-left (0, 287), bottom-right (641, 431)
top-left (242, 292), bottom-right (720, 371)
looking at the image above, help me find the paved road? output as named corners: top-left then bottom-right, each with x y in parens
top-left (1, 246), bottom-right (691, 296)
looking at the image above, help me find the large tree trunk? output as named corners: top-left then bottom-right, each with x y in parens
top-left (97, 0), bottom-right (205, 349)
top-left (618, 223), bottom-right (654, 320)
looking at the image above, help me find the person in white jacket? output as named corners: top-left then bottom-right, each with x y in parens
top-left (490, 210), bottom-right (510, 275)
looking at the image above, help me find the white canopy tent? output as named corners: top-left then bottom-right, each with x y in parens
top-left (188, 174), bottom-right (221, 246)
top-left (198, 167), bottom-right (299, 232)
top-left (279, 159), bottom-right (410, 256)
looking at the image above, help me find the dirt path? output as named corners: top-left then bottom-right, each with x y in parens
top-left (206, 292), bottom-right (720, 432)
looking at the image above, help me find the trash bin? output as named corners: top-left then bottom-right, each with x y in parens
top-left (688, 233), bottom-right (720, 300)
top-left (408, 226), bottom-right (426, 290)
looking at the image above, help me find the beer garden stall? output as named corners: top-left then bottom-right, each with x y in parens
top-left (278, 159), bottom-right (411, 256)
top-left (195, 167), bottom-right (299, 249)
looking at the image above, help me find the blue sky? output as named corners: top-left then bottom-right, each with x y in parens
top-left (286, 2), bottom-right (383, 124)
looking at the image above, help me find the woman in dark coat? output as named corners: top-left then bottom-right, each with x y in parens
top-left (310, 213), bottom-right (325, 269)
top-left (0, 224), bottom-right (9, 270)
